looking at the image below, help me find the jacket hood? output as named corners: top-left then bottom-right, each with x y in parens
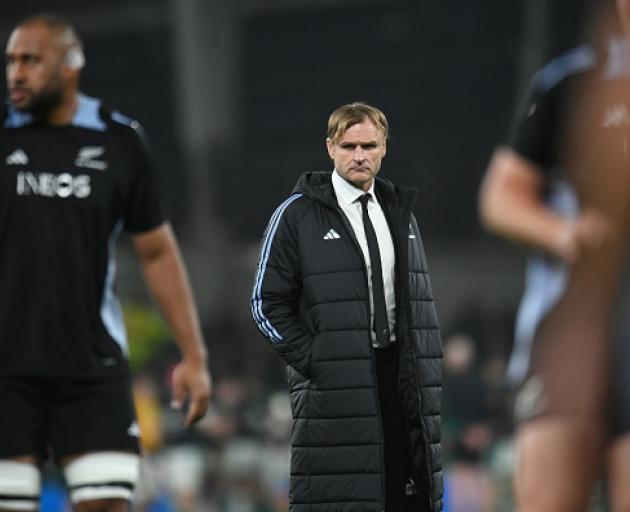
top-left (292, 171), bottom-right (417, 210)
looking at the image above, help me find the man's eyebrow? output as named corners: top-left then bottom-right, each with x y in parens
top-left (6, 52), bottom-right (39, 59)
top-left (339, 140), bottom-right (378, 146)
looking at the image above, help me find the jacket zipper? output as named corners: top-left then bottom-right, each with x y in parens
top-left (386, 205), bottom-right (433, 511)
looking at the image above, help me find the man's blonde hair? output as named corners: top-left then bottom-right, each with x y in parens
top-left (327, 102), bottom-right (389, 144)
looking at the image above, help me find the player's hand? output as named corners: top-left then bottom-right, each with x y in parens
top-left (170, 358), bottom-right (212, 427)
top-left (553, 208), bottom-right (610, 263)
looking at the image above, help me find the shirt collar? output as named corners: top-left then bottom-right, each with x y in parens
top-left (332, 169), bottom-right (376, 206)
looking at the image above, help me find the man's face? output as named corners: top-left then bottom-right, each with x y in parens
top-left (5, 23), bottom-right (66, 114)
top-left (326, 118), bottom-right (387, 191)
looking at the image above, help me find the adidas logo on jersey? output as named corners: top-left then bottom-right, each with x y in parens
top-left (75, 146), bottom-right (108, 171)
top-left (6, 148), bottom-right (29, 165)
top-left (323, 229), bottom-right (341, 240)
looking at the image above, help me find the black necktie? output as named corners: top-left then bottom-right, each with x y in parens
top-left (358, 194), bottom-right (390, 347)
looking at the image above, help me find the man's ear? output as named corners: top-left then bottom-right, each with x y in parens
top-left (326, 138), bottom-right (335, 160)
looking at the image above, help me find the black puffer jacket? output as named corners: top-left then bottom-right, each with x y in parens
top-left (252, 172), bottom-right (443, 511)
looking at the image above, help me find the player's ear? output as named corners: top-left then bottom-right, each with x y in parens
top-left (64, 47), bottom-right (85, 71)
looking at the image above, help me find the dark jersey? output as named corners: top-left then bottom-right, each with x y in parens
top-left (509, 45), bottom-right (594, 171)
top-left (511, 40), bottom-right (630, 177)
top-left (506, 38), bottom-right (630, 384)
top-left (0, 94), bottom-right (165, 377)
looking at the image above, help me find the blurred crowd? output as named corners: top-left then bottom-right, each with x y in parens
top-left (37, 300), bottom-right (292, 512)
top-left (36, 300), bottom-right (523, 512)
top-left (29, 290), bottom-right (523, 512)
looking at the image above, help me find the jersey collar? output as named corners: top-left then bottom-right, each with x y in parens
top-left (4, 93), bottom-right (106, 132)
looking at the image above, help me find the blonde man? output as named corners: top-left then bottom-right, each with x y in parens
top-left (252, 102), bottom-right (443, 511)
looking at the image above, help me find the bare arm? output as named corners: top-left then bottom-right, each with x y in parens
top-left (479, 147), bottom-right (608, 263)
top-left (132, 223), bottom-right (211, 426)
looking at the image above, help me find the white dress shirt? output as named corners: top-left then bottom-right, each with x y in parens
top-left (332, 170), bottom-right (396, 345)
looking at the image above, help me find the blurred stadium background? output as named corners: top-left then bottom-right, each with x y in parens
top-left (0, 1), bottom-right (595, 510)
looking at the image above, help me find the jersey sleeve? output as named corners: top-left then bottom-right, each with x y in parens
top-left (508, 73), bottom-right (560, 174)
top-left (122, 125), bottom-right (166, 233)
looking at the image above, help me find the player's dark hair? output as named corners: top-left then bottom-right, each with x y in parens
top-left (16, 13), bottom-right (83, 50)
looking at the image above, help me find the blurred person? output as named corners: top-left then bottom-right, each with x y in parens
top-left (0, 14), bottom-right (212, 512)
top-left (133, 373), bottom-right (165, 455)
top-left (160, 444), bottom-right (208, 512)
top-left (479, 0), bottom-right (630, 509)
top-left (442, 334), bottom-right (494, 512)
top-left (251, 102), bottom-right (443, 511)
top-left (442, 334), bottom-right (493, 464)
top-left (131, 374), bottom-right (165, 512)
top-left (260, 392), bottom-right (291, 512)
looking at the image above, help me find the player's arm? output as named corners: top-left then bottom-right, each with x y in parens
top-left (132, 223), bottom-right (211, 426)
top-left (479, 147), bottom-right (607, 263)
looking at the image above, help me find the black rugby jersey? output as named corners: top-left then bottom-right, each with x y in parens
top-left (510, 39), bottom-right (630, 175)
top-left (505, 38), bottom-right (630, 384)
top-left (0, 94), bottom-right (165, 377)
